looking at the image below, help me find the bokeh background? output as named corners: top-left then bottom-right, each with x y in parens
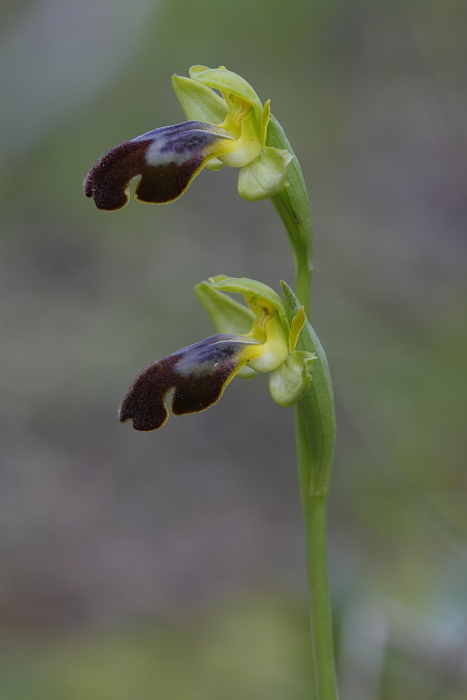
top-left (1, 0), bottom-right (466, 698)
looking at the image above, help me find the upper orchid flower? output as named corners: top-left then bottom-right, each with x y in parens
top-left (119, 276), bottom-right (315, 431)
top-left (84, 66), bottom-right (292, 210)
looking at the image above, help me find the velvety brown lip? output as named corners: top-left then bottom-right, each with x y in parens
top-left (84, 121), bottom-right (232, 210)
top-left (118, 334), bottom-right (257, 431)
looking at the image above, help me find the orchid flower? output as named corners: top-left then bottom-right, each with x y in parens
top-left (84, 66), bottom-right (292, 210)
top-left (119, 276), bottom-right (315, 431)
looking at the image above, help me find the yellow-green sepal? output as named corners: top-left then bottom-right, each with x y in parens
top-left (189, 66), bottom-right (263, 118)
top-left (209, 276), bottom-right (288, 325)
top-left (172, 74), bottom-right (229, 125)
top-left (195, 281), bottom-right (255, 334)
top-left (237, 146), bottom-right (292, 201)
top-left (269, 350), bottom-right (315, 407)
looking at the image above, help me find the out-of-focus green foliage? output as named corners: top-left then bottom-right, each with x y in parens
top-left (0, 597), bottom-right (313, 700)
top-left (1, 0), bottom-right (467, 698)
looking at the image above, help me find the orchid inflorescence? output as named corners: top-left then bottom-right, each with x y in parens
top-left (85, 65), bottom-right (314, 431)
top-left (84, 64), bottom-right (339, 698)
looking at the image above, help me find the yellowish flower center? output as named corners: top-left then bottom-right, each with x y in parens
top-left (215, 97), bottom-right (262, 168)
top-left (245, 298), bottom-right (289, 373)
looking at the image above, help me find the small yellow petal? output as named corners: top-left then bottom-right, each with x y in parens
top-left (260, 100), bottom-right (271, 148)
top-left (289, 307), bottom-right (307, 352)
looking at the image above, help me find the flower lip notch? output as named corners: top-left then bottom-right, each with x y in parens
top-left (118, 334), bottom-right (261, 431)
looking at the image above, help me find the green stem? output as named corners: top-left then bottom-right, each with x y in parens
top-left (307, 492), bottom-right (337, 698)
top-left (268, 115), bottom-right (313, 316)
top-left (296, 406), bottom-right (337, 700)
top-left (268, 116), bottom-right (338, 699)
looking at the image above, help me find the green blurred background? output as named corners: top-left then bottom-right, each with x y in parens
top-left (1, 0), bottom-right (466, 698)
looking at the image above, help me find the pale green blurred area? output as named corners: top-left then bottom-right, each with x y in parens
top-left (1, 0), bottom-right (467, 698)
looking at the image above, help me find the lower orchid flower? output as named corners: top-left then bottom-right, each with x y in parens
top-left (119, 276), bottom-right (315, 431)
top-left (84, 65), bottom-right (292, 210)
